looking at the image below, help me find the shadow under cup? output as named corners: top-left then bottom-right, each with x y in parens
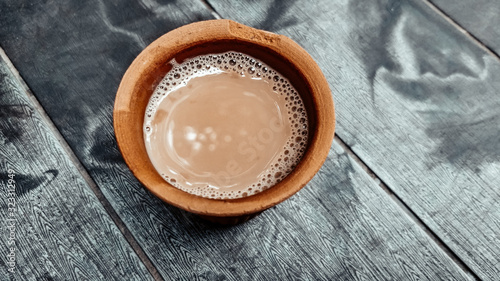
top-left (114, 19), bottom-right (335, 224)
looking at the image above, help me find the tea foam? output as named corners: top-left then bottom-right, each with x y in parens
top-left (144, 52), bottom-right (308, 199)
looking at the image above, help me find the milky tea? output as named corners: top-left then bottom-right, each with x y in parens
top-left (144, 52), bottom-right (308, 199)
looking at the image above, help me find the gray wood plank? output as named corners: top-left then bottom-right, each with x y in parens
top-left (0, 52), bottom-right (153, 280)
top-left (428, 0), bottom-right (500, 56)
top-left (0, 0), bottom-right (475, 279)
top-left (206, 0), bottom-right (500, 279)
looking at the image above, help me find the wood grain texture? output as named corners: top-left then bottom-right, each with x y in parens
top-left (206, 0), bottom-right (500, 279)
top-left (428, 0), bottom-right (500, 56)
top-left (0, 53), bottom-right (152, 280)
top-left (0, 0), bottom-right (476, 279)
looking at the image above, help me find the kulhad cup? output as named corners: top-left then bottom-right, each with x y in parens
top-left (113, 19), bottom-right (335, 224)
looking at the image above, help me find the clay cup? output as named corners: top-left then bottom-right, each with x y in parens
top-left (114, 19), bottom-right (335, 224)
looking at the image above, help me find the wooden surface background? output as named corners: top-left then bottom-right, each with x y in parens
top-left (430, 0), bottom-right (500, 56)
top-left (0, 0), bottom-right (499, 280)
top-left (0, 50), bottom-right (152, 280)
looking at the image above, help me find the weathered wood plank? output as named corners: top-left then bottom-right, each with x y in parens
top-left (0, 0), bottom-right (475, 279)
top-left (428, 0), bottom-right (500, 56)
top-left (0, 52), bottom-right (153, 280)
top-left (206, 0), bottom-right (500, 279)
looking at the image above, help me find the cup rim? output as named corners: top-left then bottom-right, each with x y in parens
top-left (113, 19), bottom-right (335, 217)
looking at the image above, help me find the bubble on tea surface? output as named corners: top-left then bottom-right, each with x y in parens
top-left (144, 51), bottom-right (308, 199)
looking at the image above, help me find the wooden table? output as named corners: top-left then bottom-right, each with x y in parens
top-left (1, 0), bottom-right (499, 280)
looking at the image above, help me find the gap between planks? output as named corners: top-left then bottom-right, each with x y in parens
top-left (0, 47), bottom-right (165, 281)
top-left (334, 135), bottom-right (480, 281)
top-left (421, 0), bottom-right (500, 61)
top-left (199, 0), bottom-right (222, 19)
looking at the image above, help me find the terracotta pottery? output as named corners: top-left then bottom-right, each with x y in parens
top-left (114, 19), bottom-right (335, 224)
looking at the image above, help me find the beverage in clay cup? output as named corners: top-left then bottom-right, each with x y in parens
top-left (144, 51), bottom-right (309, 200)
